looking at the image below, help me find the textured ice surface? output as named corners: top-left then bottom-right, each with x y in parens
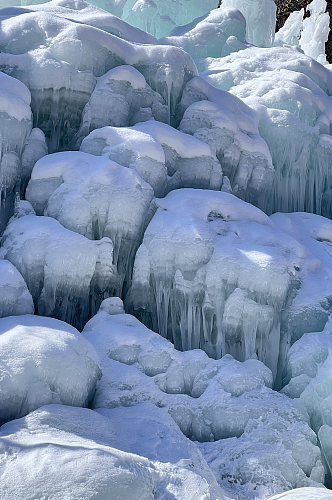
top-left (0, 259), bottom-right (34, 317)
top-left (0, 315), bottom-right (100, 425)
top-left (161, 8), bottom-right (247, 63)
top-left (0, 0), bottom-right (196, 150)
top-left (201, 46), bottom-right (332, 215)
top-left (82, 299), bottom-right (324, 499)
top-left (26, 151), bottom-right (153, 294)
top-left (0, 404), bottom-right (224, 500)
top-left (0, 214), bottom-right (115, 328)
top-left (179, 76), bottom-right (274, 208)
top-left (268, 489), bottom-right (332, 500)
top-left (221, 0), bottom-right (277, 47)
top-left (127, 190), bottom-right (332, 380)
top-left (0, 71), bottom-right (33, 230)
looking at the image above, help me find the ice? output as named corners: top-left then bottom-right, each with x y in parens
top-left (0, 71), bottom-right (33, 230)
top-left (0, 214), bottom-right (115, 328)
top-left (133, 120), bottom-right (223, 192)
top-left (160, 8), bottom-right (247, 63)
top-left (221, 0), bottom-right (277, 47)
top-left (126, 190), bottom-right (332, 381)
top-left (300, 0), bottom-right (330, 65)
top-left (81, 125), bottom-right (168, 196)
top-left (178, 76), bottom-right (274, 208)
top-left (200, 46), bottom-right (332, 215)
top-left (0, 0), bottom-right (197, 150)
top-left (82, 299), bottom-right (323, 499)
top-left (76, 66), bottom-right (168, 143)
top-left (274, 9), bottom-right (305, 49)
top-left (25, 151), bottom-right (153, 294)
top-left (120, 0), bottom-right (218, 38)
top-left (0, 404), bottom-right (225, 500)
top-left (20, 128), bottom-right (48, 194)
top-left (0, 315), bottom-right (100, 425)
top-left (0, 260), bottom-right (34, 317)
top-left (268, 488), bottom-right (332, 500)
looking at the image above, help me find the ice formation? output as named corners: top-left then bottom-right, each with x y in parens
top-left (127, 190), bottom-right (332, 380)
top-left (221, 0), bottom-right (277, 47)
top-left (200, 46), bottom-right (332, 215)
top-left (25, 151), bottom-right (153, 293)
top-left (0, 315), bottom-right (100, 425)
top-left (0, 214), bottom-right (115, 327)
top-left (0, 404), bottom-right (224, 500)
top-left (0, 259), bottom-right (34, 317)
top-left (82, 299), bottom-right (324, 499)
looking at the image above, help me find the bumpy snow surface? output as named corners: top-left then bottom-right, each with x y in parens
top-left (0, 0), bottom-right (332, 499)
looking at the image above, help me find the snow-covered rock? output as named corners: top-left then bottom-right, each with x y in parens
top-left (0, 404), bottom-right (224, 500)
top-left (0, 315), bottom-right (100, 425)
top-left (0, 214), bottom-right (115, 328)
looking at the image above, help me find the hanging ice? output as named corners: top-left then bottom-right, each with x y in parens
top-left (0, 214), bottom-right (115, 328)
top-left (0, 260), bottom-right (34, 317)
top-left (221, 0), bottom-right (277, 47)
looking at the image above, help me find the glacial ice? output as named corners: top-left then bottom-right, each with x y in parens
top-left (0, 259), bottom-right (34, 317)
top-left (221, 0), bottom-right (277, 47)
top-left (0, 315), bottom-right (100, 425)
top-left (200, 45), bottom-right (332, 215)
top-left (0, 404), bottom-right (224, 500)
top-left (0, 214), bottom-right (115, 327)
top-left (83, 299), bottom-right (324, 499)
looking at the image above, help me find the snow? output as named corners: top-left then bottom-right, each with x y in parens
top-left (0, 214), bottom-right (115, 328)
top-left (268, 488), bottom-right (332, 500)
top-left (0, 404), bottom-right (224, 500)
top-left (82, 299), bottom-right (324, 499)
top-left (0, 315), bottom-right (100, 425)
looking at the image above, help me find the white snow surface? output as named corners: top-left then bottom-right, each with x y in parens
top-left (0, 315), bottom-right (100, 425)
top-left (0, 260), bottom-right (34, 317)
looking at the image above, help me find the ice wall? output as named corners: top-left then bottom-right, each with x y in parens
top-left (221, 0), bottom-right (277, 47)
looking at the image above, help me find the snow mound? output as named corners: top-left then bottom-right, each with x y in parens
top-left (201, 45), bottom-right (332, 215)
top-left (0, 404), bottom-right (224, 500)
top-left (83, 300), bottom-right (324, 499)
top-left (26, 151), bottom-right (153, 294)
top-left (0, 214), bottom-right (115, 328)
top-left (267, 488), bottom-right (332, 500)
top-left (0, 315), bottom-right (100, 425)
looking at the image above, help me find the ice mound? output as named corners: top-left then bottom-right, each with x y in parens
top-left (0, 315), bottom-right (100, 425)
top-left (25, 151), bottom-right (153, 293)
top-left (83, 300), bottom-right (324, 499)
top-left (0, 0), bottom-right (197, 150)
top-left (0, 404), bottom-right (224, 500)
top-left (201, 46), bottom-right (332, 215)
top-left (179, 77), bottom-right (274, 208)
top-left (80, 126), bottom-right (168, 196)
top-left (76, 65), bottom-right (168, 142)
top-left (126, 190), bottom-right (332, 379)
top-left (0, 259), bottom-right (34, 317)
top-left (20, 128), bottom-right (48, 194)
top-left (160, 8), bottom-right (247, 63)
top-left (0, 71), bottom-right (33, 230)
top-left (222, 0), bottom-right (277, 47)
top-left (0, 214), bottom-right (115, 328)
